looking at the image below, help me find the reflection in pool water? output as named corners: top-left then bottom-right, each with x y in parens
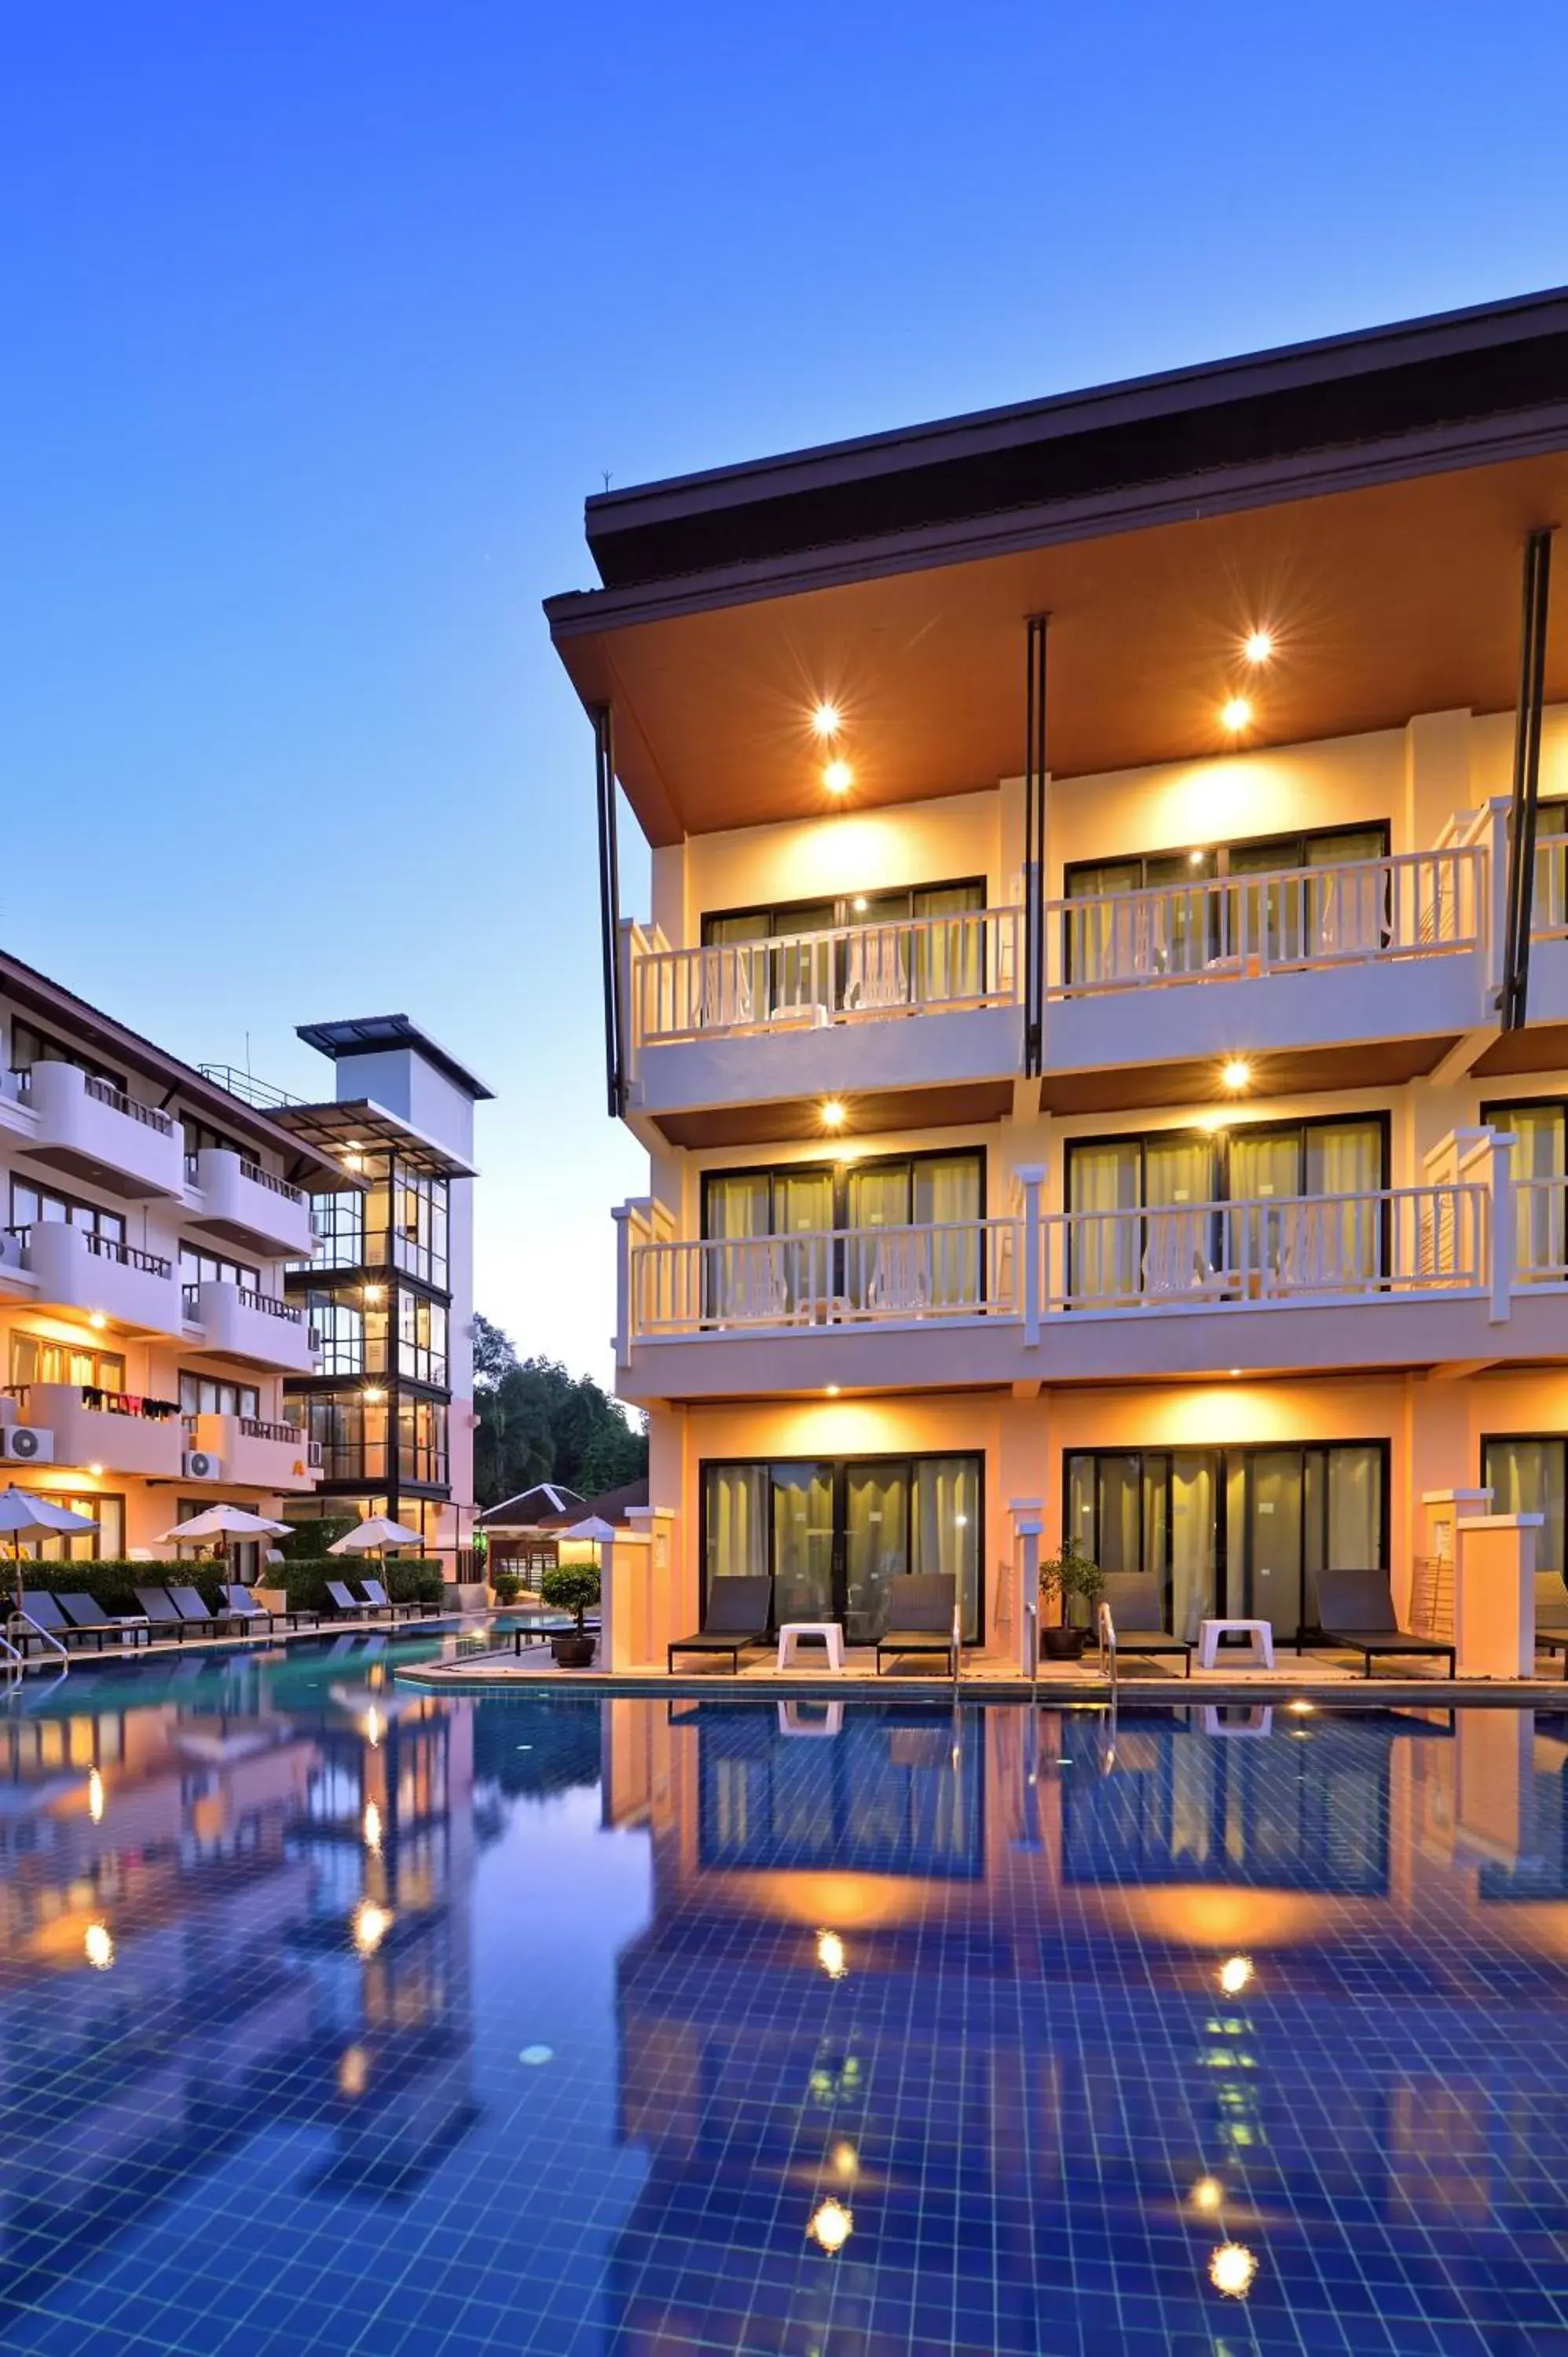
top-left (1, 1642), bottom-right (1566, 2353)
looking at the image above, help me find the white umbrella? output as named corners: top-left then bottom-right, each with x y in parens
top-left (158, 1505), bottom-right (291, 1545)
top-left (561, 1516), bottom-right (619, 1545)
top-left (328, 1516), bottom-right (427, 1556)
top-left (0, 1487), bottom-right (99, 1609)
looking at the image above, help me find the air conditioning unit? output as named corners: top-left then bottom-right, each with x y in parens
top-left (0, 1425), bottom-right (54, 1464)
top-left (0, 1231), bottom-right (22, 1270)
top-left (182, 1449), bottom-right (224, 1481)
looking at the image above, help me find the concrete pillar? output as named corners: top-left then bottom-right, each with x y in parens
top-left (626, 1502), bottom-right (676, 1672)
top-left (601, 1529), bottom-right (651, 1672)
top-left (1009, 1498), bottom-right (1044, 1676)
top-left (1453, 1512), bottom-right (1543, 1678)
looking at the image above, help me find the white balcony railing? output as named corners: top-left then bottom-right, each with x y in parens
top-left (1513, 1176), bottom-right (1568, 1283)
top-left (1046, 847), bottom-right (1483, 998)
top-left (634, 907), bottom-right (1021, 1043)
top-left (1535, 835), bottom-right (1568, 940)
top-left (1039, 1183), bottom-right (1486, 1311)
top-left (632, 1219), bottom-right (1020, 1334)
top-left (626, 1183), bottom-right (1491, 1341)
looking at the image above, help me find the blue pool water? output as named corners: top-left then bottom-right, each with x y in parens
top-left (2, 1642), bottom-right (1566, 2355)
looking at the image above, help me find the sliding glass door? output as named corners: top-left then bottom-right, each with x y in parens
top-left (1067, 1442), bottom-right (1387, 1640)
top-left (1486, 1100), bottom-right (1566, 1282)
top-left (704, 1151), bottom-right (984, 1318)
top-left (704, 1454), bottom-right (982, 1640)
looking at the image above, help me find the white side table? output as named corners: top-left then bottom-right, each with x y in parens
top-left (776, 1621), bottom-right (845, 1672)
top-left (1197, 1617), bottom-right (1276, 1671)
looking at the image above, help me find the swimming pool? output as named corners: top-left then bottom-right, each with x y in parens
top-left (2, 1640), bottom-right (1565, 2354)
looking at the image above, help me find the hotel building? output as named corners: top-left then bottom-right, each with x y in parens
top-left (548, 287), bottom-right (1568, 1666)
top-left (0, 952), bottom-right (340, 1565)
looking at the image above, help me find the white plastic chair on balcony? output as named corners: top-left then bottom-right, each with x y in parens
top-left (1107, 897), bottom-right (1168, 983)
top-left (696, 947), bottom-right (756, 1031)
top-left (844, 927), bottom-right (910, 1014)
top-left (866, 1233), bottom-right (932, 1316)
top-left (713, 1249), bottom-right (793, 1326)
top-left (1140, 1208), bottom-right (1218, 1298)
top-left (1274, 1199), bottom-right (1370, 1294)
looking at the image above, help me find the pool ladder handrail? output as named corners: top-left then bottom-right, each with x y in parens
top-left (1096, 1600), bottom-right (1117, 1695)
top-left (6, 1609), bottom-right (69, 1673)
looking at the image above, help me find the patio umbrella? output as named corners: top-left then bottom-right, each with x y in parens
top-left (328, 1516), bottom-right (427, 1557)
top-left (0, 1487), bottom-right (99, 1611)
top-left (561, 1516), bottom-right (620, 1545)
top-left (158, 1505), bottom-right (292, 1546)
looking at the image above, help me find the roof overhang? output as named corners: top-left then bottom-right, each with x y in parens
top-left (546, 289), bottom-right (1568, 846)
top-left (273, 1098), bottom-right (478, 1181)
top-left (297, 1014), bottom-right (495, 1102)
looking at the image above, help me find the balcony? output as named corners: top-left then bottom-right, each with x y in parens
top-left (1042, 844), bottom-right (1489, 1099)
top-left (628, 907), bottom-right (1022, 1130)
top-left (184, 1410), bottom-right (322, 1491)
top-left (187, 1148), bottom-right (317, 1259)
top-left (617, 1168), bottom-right (1568, 1399)
top-left (16, 1219), bottom-right (185, 1334)
top-left (13, 1384), bottom-right (182, 1479)
top-left (186, 1280), bottom-right (319, 1373)
top-left (19, 1059), bottom-right (184, 1198)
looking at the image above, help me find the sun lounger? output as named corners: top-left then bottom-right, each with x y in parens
top-left (168, 1585), bottom-right (244, 1638)
top-left (359, 1576), bottom-right (435, 1622)
top-left (875, 1573), bottom-right (959, 1676)
top-left (1100, 1573), bottom-right (1193, 1677)
top-left (134, 1587), bottom-right (192, 1640)
top-left (56, 1593), bottom-right (151, 1649)
top-left (223, 1583), bottom-right (317, 1633)
top-left (326, 1578), bottom-right (394, 1622)
top-left (668, 1574), bottom-right (773, 1673)
top-left (1306, 1567), bottom-right (1456, 1679)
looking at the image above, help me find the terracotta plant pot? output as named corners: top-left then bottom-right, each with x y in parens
top-left (550, 1632), bottom-right (596, 1670)
top-left (1041, 1625), bottom-right (1089, 1662)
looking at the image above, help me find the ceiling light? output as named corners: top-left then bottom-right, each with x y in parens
top-left (1218, 1954), bottom-right (1254, 1997)
top-left (820, 1099), bottom-right (846, 1131)
top-left (1220, 1058), bottom-right (1251, 1094)
top-left (823, 758), bottom-right (853, 794)
top-left (852, 895), bottom-right (868, 912)
top-left (88, 1312), bottom-right (107, 1331)
top-left (811, 702), bottom-right (841, 739)
top-left (1242, 629), bottom-right (1274, 665)
top-left (363, 1385), bottom-right (386, 1405)
top-left (89, 1463), bottom-right (104, 1479)
top-left (825, 1384), bottom-right (841, 1398)
top-left (1228, 1369), bottom-right (1241, 1380)
top-left (1220, 698), bottom-right (1253, 735)
top-left (1209, 2242), bottom-right (1258, 2300)
top-left (364, 1284), bottom-right (385, 1304)
top-left (1188, 849), bottom-right (1207, 867)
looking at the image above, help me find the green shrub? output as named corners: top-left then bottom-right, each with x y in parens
top-left (491, 1571), bottom-right (523, 1604)
top-left (16, 1560), bottom-right (225, 1615)
top-left (273, 1556), bottom-right (445, 1612)
top-left (275, 1516), bottom-right (359, 1560)
top-left (540, 1562), bottom-right (600, 1629)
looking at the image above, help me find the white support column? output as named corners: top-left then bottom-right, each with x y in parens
top-left (1017, 1167), bottom-right (1044, 1347)
top-left (1453, 1512), bottom-right (1542, 1678)
top-left (1009, 1497), bottom-right (1044, 1676)
top-left (1458, 1128), bottom-right (1515, 1324)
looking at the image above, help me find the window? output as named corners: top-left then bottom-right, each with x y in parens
top-left (1537, 800), bottom-right (1568, 934)
top-left (179, 1242), bottom-right (260, 1309)
top-left (1067, 1442), bottom-right (1387, 1642)
top-left (398, 1395), bottom-right (449, 1486)
top-left (702, 880), bottom-right (989, 1015)
top-left (1064, 1118), bottom-right (1387, 1300)
top-left (1062, 823), bottom-right (1390, 983)
top-left (304, 1391), bottom-right (390, 1483)
top-left (1482, 1436), bottom-right (1566, 1587)
top-left (1484, 1098), bottom-right (1566, 1282)
top-left (14, 1490), bottom-right (125, 1562)
top-left (397, 1290), bottom-right (448, 1387)
top-left (304, 1189), bottom-right (366, 1272)
top-left (702, 1150), bottom-right (984, 1315)
top-left (181, 1113), bottom-right (246, 1184)
top-left (306, 1289), bottom-right (390, 1377)
top-left (9, 1332), bottom-right (126, 1392)
top-left (178, 1372), bottom-right (260, 1420)
top-left (702, 1453), bottom-right (983, 1643)
top-left (391, 1168), bottom-right (449, 1290)
top-left (9, 1179), bottom-right (126, 1248)
top-left (7, 1019), bottom-right (125, 1093)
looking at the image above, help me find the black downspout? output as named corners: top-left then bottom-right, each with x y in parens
top-left (593, 705), bottom-right (626, 1115)
top-left (1023, 616), bottom-right (1049, 1076)
top-left (1501, 530), bottom-right (1553, 1032)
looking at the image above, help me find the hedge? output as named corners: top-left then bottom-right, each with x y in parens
top-left (13, 1556), bottom-right (445, 1616)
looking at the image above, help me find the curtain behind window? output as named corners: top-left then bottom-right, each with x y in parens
top-left (913, 1456), bottom-right (979, 1640)
top-left (1500, 1105), bottom-right (1566, 1280)
top-left (1068, 1142), bottom-right (1140, 1301)
top-left (704, 1464), bottom-right (768, 1592)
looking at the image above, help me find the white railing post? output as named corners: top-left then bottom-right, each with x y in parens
top-left (1017, 1168), bottom-right (1044, 1347)
top-left (1009, 1501), bottom-right (1043, 1678)
top-left (1475, 1130), bottom-right (1515, 1323)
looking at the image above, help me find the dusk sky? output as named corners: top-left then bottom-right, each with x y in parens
top-left (6, 2), bottom-right (1566, 1385)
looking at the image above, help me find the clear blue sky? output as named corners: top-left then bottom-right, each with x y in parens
top-left (5, 2), bottom-right (1566, 1384)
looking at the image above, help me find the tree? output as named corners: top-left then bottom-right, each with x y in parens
top-left (471, 1316), bottom-right (648, 1506)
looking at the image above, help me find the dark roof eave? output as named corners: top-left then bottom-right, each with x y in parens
top-left (547, 397), bottom-right (1568, 650)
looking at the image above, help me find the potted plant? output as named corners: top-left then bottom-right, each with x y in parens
top-left (1038, 1542), bottom-right (1105, 1662)
top-left (491, 1570), bottom-right (522, 1607)
top-left (540, 1563), bottom-right (600, 1668)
